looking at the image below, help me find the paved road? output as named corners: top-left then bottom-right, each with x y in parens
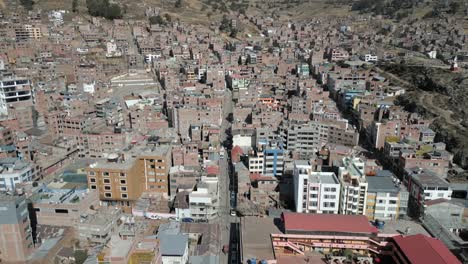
top-left (218, 89), bottom-right (236, 264)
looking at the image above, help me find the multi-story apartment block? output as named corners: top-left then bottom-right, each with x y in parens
top-left (293, 160), bottom-right (341, 214)
top-left (248, 149), bottom-right (264, 174)
top-left (86, 145), bottom-right (172, 211)
top-left (366, 171), bottom-right (409, 221)
top-left (189, 180), bottom-right (219, 221)
top-left (0, 193), bottom-right (34, 263)
top-left (404, 167), bottom-right (452, 217)
top-left (14, 24), bottom-right (41, 42)
top-left (285, 121), bottom-right (359, 158)
top-left (0, 158), bottom-right (35, 192)
top-left (337, 157), bottom-right (368, 215)
top-left (0, 73), bottom-right (33, 116)
top-left (263, 141), bottom-right (285, 177)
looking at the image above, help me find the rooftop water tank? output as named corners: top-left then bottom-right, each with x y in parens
top-left (108, 153), bottom-right (119, 162)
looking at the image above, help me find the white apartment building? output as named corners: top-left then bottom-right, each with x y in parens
top-left (248, 152), bottom-right (264, 174)
top-left (0, 158), bottom-right (34, 192)
top-left (189, 181), bottom-right (218, 221)
top-left (0, 73), bottom-right (33, 115)
top-left (404, 167), bottom-right (452, 217)
top-left (293, 161), bottom-right (341, 214)
top-left (364, 54), bottom-right (378, 62)
top-left (337, 157), bottom-right (368, 215)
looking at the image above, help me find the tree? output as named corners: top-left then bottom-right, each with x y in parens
top-left (72, 0), bottom-right (79, 13)
top-left (86, 0), bottom-right (122, 19)
top-left (229, 28), bottom-right (238, 38)
top-left (106, 4), bottom-right (122, 19)
top-left (20, 0), bottom-right (34, 10)
top-left (219, 15), bottom-right (231, 31)
top-left (164, 13), bottom-right (172, 23)
top-left (175, 0), bottom-right (182, 8)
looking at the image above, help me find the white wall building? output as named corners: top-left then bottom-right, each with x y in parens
top-left (0, 159), bottom-right (34, 192)
top-left (404, 167), bottom-right (452, 216)
top-left (189, 181), bottom-right (218, 221)
top-left (337, 157), bottom-right (368, 215)
top-left (248, 151), bottom-right (264, 174)
top-left (293, 161), bottom-right (341, 214)
top-left (364, 54), bottom-right (378, 62)
top-left (0, 73), bottom-right (33, 116)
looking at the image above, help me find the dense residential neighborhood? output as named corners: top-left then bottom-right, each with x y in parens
top-left (0, 0), bottom-right (467, 264)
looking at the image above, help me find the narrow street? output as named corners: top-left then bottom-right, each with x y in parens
top-left (218, 89), bottom-right (239, 264)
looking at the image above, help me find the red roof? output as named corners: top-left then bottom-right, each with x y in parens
top-left (231, 145), bottom-right (244, 163)
top-left (249, 173), bottom-right (276, 182)
top-left (282, 213), bottom-right (378, 234)
top-left (392, 234), bottom-right (461, 264)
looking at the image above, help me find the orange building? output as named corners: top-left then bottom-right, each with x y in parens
top-left (86, 145), bottom-right (172, 211)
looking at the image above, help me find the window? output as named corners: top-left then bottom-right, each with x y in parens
top-left (104, 186), bottom-right (111, 190)
top-left (103, 172), bottom-right (109, 176)
top-left (331, 188), bottom-right (337, 192)
top-left (149, 159), bottom-right (155, 162)
top-left (89, 178), bottom-right (96, 183)
top-left (119, 173), bottom-right (126, 177)
top-left (121, 193), bottom-right (128, 199)
top-left (150, 165), bottom-right (155, 169)
top-left (90, 185), bottom-right (96, 190)
top-left (103, 178), bottom-right (110, 184)
top-left (104, 193), bottom-right (112, 198)
top-left (121, 186), bottom-right (127, 192)
top-left (55, 209), bottom-right (69, 214)
top-left (88, 171), bottom-right (95, 176)
top-left (120, 179), bottom-right (126, 185)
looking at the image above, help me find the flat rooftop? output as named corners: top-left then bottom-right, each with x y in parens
top-left (309, 172), bottom-right (339, 185)
top-left (380, 219), bottom-right (430, 236)
top-left (283, 213), bottom-right (378, 234)
top-left (367, 176), bottom-right (402, 193)
top-left (407, 168), bottom-right (450, 187)
top-left (241, 216), bottom-right (280, 262)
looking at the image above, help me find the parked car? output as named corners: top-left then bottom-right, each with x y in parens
top-left (181, 217), bottom-right (194, 223)
top-left (146, 215), bottom-right (161, 220)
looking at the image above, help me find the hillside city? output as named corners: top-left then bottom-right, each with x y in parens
top-left (0, 0), bottom-right (467, 264)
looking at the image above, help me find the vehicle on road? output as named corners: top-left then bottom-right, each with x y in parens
top-left (230, 209), bottom-right (237, 216)
top-left (181, 217), bottom-right (194, 223)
